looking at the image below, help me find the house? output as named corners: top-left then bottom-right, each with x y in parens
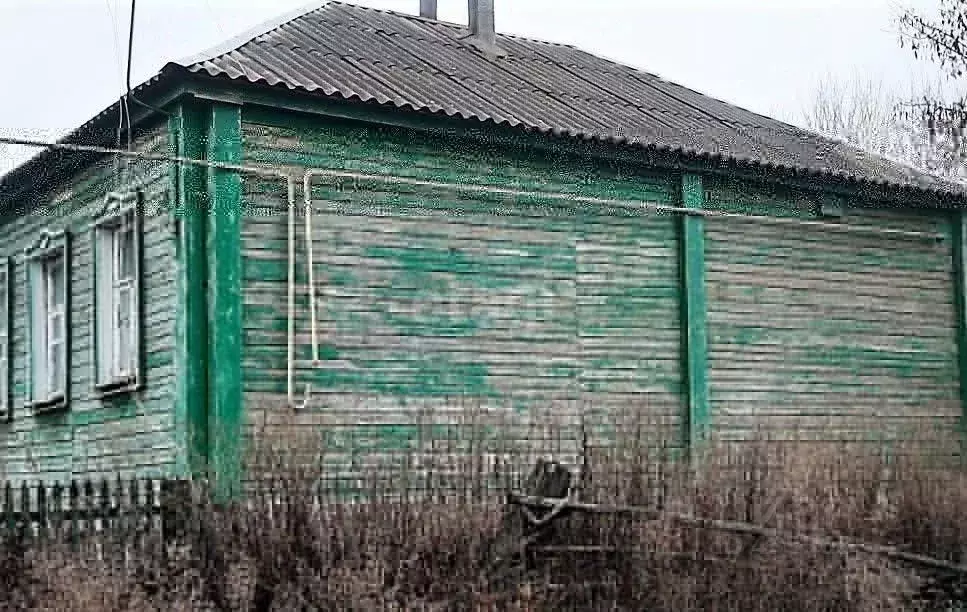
top-left (0, 0), bottom-right (964, 494)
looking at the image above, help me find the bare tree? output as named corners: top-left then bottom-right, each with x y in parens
top-left (897, 1), bottom-right (967, 171)
top-left (803, 75), bottom-right (899, 157)
top-left (802, 74), bottom-right (967, 181)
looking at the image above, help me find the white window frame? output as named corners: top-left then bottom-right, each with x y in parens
top-left (26, 232), bottom-right (69, 412)
top-left (94, 192), bottom-right (142, 395)
top-left (0, 258), bottom-right (12, 421)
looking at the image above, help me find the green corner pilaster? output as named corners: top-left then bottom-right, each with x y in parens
top-left (952, 211), bottom-right (967, 456)
top-left (681, 173), bottom-right (710, 452)
top-left (207, 103), bottom-right (243, 500)
top-left (172, 101), bottom-right (210, 479)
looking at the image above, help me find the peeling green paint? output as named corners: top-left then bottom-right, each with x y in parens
top-left (173, 101), bottom-right (211, 478)
top-left (382, 312), bottom-right (481, 338)
top-left (240, 114), bottom-right (687, 465)
top-left (309, 355), bottom-right (498, 397)
top-left (952, 211), bottom-right (967, 453)
top-left (681, 173), bottom-right (710, 451)
top-left (234, 110), bottom-right (961, 475)
top-left (207, 103), bottom-right (243, 500)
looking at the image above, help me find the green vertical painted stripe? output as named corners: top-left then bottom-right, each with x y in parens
top-left (207, 103), bottom-right (243, 500)
top-left (952, 211), bottom-right (967, 454)
top-left (681, 173), bottom-right (710, 450)
top-left (172, 102), bottom-right (210, 478)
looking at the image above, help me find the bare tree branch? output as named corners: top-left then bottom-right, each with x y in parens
top-left (898, 0), bottom-right (967, 136)
top-left (802, 74), bottom-right (967, 181)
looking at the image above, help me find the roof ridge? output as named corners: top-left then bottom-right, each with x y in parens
top-left (177, 0), bottom-right (583, 70)
top-left (291, 15), bottom-right (470, 51)
top-left (330, 2), bottom-right (582, 49)
top-left (174, 0), bottom-right (336, 68)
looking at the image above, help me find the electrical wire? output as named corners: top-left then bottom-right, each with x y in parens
top-left (103, 0), bottom-right (126, 99)
top-left (124, 0), bottom-right (136, 152)
top-left (119, 0), bottom-right (170, 121)
top-left (103, 0), bottom-right (126, 185)
top-left (0, 134), bottom-right (952, 408)
top-left (0, 135), bottom-right (949, 244)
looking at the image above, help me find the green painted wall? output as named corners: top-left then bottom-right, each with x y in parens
top-left (231, 106), bottom-right (967, 478)
top-left (207, 103), bottom-right (244, 499)
top-left (680, 173), bottom-right (709, 451)
top-left (2, 97), bottom-right (962, 486)
top-left (0, 123), bottom-right (179, 483)
top-left (704, 175), bottom-right (961, 457)
top-left (239, 109), bottom-right (684, 476)
top-left (172, 101), bottom-right (209, 477)
top-left (236, 107), bottom-right (967, 475)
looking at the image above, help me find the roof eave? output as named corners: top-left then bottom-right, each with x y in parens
top-left (2, 65), bottom-right (965, 208)
top-left (184, 71), bottom-right (967, 207)
top-left (0, 63), bottom-right (190, 203)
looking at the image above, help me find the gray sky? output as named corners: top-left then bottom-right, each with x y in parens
top-left (0, 0), bottom-right (950, 175)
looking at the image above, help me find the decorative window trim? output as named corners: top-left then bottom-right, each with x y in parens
top-left (820, 198), bottom-right (846, 219)
top-left (93, 190), bottom-right (144, 398)
top-left (25, 230), bottom-right (70, 413)
top-left (0, 258), bottom-right (12, 422)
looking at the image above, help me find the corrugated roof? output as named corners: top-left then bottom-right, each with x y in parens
top-left (176, 1), bottom-right (962, 195)
top-left (2, 0), bottom-right (963, 198)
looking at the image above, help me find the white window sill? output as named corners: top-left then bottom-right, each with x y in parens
top-left (95, 377), bottom-right (140, 398)
top-left (29, 394), bottom-right (67, 414)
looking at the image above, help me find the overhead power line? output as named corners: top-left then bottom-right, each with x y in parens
top-left (0, 135), bottom-right (947, 243)
top-left (102, 0), bottom-right (126, 144)
top-left (116, 0), bottom-right (170, 121)
top-left (124, 0), bottom-right (137, 151)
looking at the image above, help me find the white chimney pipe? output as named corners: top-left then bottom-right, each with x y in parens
top-left (469, 0), bottom-right (496, 47)
top-left (466, 0), bottom-right (504, 55)
top-left (420, 0), bottom-right (437, 19)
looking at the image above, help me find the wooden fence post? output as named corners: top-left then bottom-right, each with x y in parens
top-left (161, 479), bottom-right (191, 544)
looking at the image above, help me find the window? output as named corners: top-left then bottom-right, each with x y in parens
top-left (44, 256), bottom-right (66, 397)
top-left (0, 259), bottom-right (11, 421)
top-left (27, 233), bottom-right (69, 411)
top-left (95, 200), bottom-right (141, 393)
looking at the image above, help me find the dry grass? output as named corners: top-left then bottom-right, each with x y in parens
top-left (2, 417), bottom-right (967, 611)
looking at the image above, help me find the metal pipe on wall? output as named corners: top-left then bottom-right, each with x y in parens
top-left (303, 170), bottom-right (327, 366)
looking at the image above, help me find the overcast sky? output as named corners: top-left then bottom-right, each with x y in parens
top-left (0, 0), bottom-right (952, 175)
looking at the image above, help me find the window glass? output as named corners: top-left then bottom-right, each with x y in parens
top-left (115, 284), bottom-right (133, 375)
top-left (48, 337), bottom-right (64, 395)
top-left (118, 224), bottom-right (135, 281)
top-left (95, 210), bottom-right (140, 388)
top-left (0, 267), bottom-right (8, 414)
top-left (29, 240), bottom-right (69, 406)
top-left (47, 257), bottom-right (64, 310)
top-left (44, 253), bottom-right (66, 397)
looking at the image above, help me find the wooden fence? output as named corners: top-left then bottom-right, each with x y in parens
top-left (0, 478), bottom-right (180, 547)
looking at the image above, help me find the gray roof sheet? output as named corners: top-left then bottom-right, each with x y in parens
top-left (2, 0), bottom-right (963, 198)
top-left (177, 1), bottom-right (961, 195)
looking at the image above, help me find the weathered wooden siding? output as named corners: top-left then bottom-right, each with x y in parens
top-left (705, 176), bottom-right (961, 455)
top-left (240, 110), bottom-right (683, 474)
top-left (0, 125), bottom-right (178, 483)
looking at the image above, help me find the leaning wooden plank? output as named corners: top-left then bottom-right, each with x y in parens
top-left (485, 461), bottom-right (575, 586)
top-left (508, 493), bottom-right (967, 576)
